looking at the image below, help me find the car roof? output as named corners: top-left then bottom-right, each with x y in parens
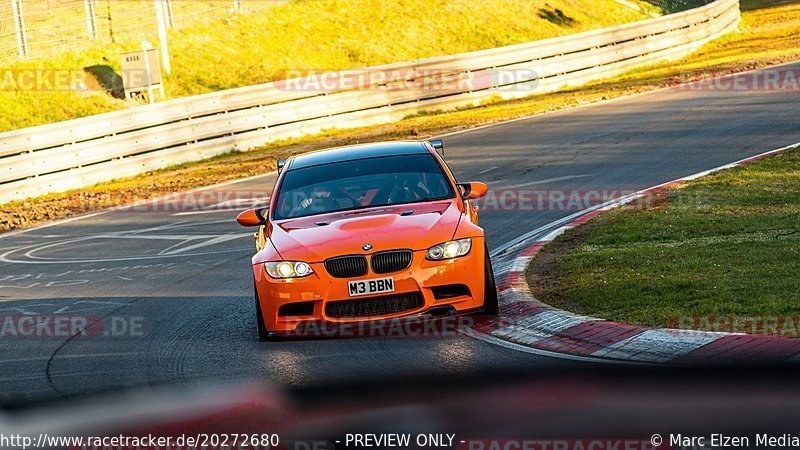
top-left (287, 141), bottom-right (430, 171)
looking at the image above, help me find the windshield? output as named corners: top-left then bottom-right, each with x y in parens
top-left (273, 154), bottom-right (455, 220)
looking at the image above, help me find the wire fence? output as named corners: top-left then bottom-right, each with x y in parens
top-left (1, 1), bottom-right (720, 66)
top-left (0, 0), bottom-right (259, 65)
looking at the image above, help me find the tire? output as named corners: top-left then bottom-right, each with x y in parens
top-left (482, 245), bottom-right (499, 316)
top-left (254, 280), bottom-right (271, 341)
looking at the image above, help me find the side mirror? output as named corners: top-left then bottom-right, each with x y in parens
top-left (429, 139), bottom-right (444, 156)
top-left (277, 159), bottom-right (287, 174)
top-left (457, 182), bottom-right (488, 200)
top-left (237, 207), bottom-right (268, 227)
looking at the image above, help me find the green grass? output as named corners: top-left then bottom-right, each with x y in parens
top-left (0, 0), bottom-right (652, 132)
top-left (528, 147), bottom-right (800, 334)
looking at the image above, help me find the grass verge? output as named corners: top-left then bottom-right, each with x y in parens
top-left (0, 0), bottom-right (652, 132)
top-left (1, 0), bottom-right (798, 233)
top-left (527, 146), bottom-right (800, 336)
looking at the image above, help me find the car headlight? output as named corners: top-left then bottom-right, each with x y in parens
top-left (265, 261), bottom-right (314, 279)
top-left (426, 238), bottom-right (472, 260)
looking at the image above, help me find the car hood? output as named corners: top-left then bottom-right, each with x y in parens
top-left (269, 200), bottom-right (462, 262)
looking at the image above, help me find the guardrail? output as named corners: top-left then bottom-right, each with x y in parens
top-left (0, 0), bottom-right (740, 204)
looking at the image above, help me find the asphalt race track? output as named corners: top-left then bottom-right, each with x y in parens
top-left (1, 63), bottom-right (799, 403)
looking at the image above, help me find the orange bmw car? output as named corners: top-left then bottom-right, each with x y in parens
top-left (236, 140), bottom-right (496, 339)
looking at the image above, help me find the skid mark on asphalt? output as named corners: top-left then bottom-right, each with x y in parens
top-left (42, 257), bottom-right (249, 397)
top-left (0, 352), bottom-right (141, 365)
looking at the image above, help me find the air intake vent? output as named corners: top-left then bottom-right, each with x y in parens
top-left (432, 284), bottom-right (471, 300)
top-left (371, 250), bottom-right (413, 274)
top-left (324, 255), bottom-right (368, 278)
top-left (325, 292), bottom-right (424, 319)
top-left (278, 301), bottom-right (316, 317)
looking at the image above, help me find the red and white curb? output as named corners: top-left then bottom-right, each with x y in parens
top-left (469, 142), bottom-right (800, 364)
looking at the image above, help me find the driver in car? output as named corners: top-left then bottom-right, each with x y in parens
top-left (291, 183), bottom-right (338, 216)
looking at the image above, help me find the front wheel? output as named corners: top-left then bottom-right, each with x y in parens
top-left (483, 245), bottom-right (499, 316)
top-left (254, 280), bottom-right (271, 341)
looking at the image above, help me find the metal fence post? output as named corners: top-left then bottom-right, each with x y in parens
top-left (153, 0), bottom-right (171, 74)
top-left (83, 0), bottom-right (98, 40)
top-left (164, 0), bottom-right (174, 28)
top-left (10, 0), bottom-right (29, 60)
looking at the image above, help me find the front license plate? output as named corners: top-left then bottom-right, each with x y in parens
top-left (348, 277), bottom-right (395, 297)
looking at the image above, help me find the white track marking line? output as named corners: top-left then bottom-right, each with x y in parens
top-left (0, 172), bottom-right (278, 241)
top-left (78, 234), bottom-right (238, 241)
top-left (490, 206), bottom-right (602, 257)
top-left (539, 227), bottom-right (570, 243)
top-left (159, 234), bottom-right (249, 255)
top-left (0, 213), bottom-right (106, 242)
top-left (0, 353), bottom-right (141, 365)
top-left (491, 142), bottom-right (800, 257)
top-left (1, 218), bottom-right (253, 264)
top-left (173, 209), bottom-right (240, 216)
top-left (437, 59), bottom-right (800, 140)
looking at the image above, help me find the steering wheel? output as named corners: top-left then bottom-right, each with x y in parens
top-left (387, 180), bottom-right (430, 203)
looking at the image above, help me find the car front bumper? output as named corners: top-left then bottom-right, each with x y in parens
top-left (253, 239), bottom-right (487, 335)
